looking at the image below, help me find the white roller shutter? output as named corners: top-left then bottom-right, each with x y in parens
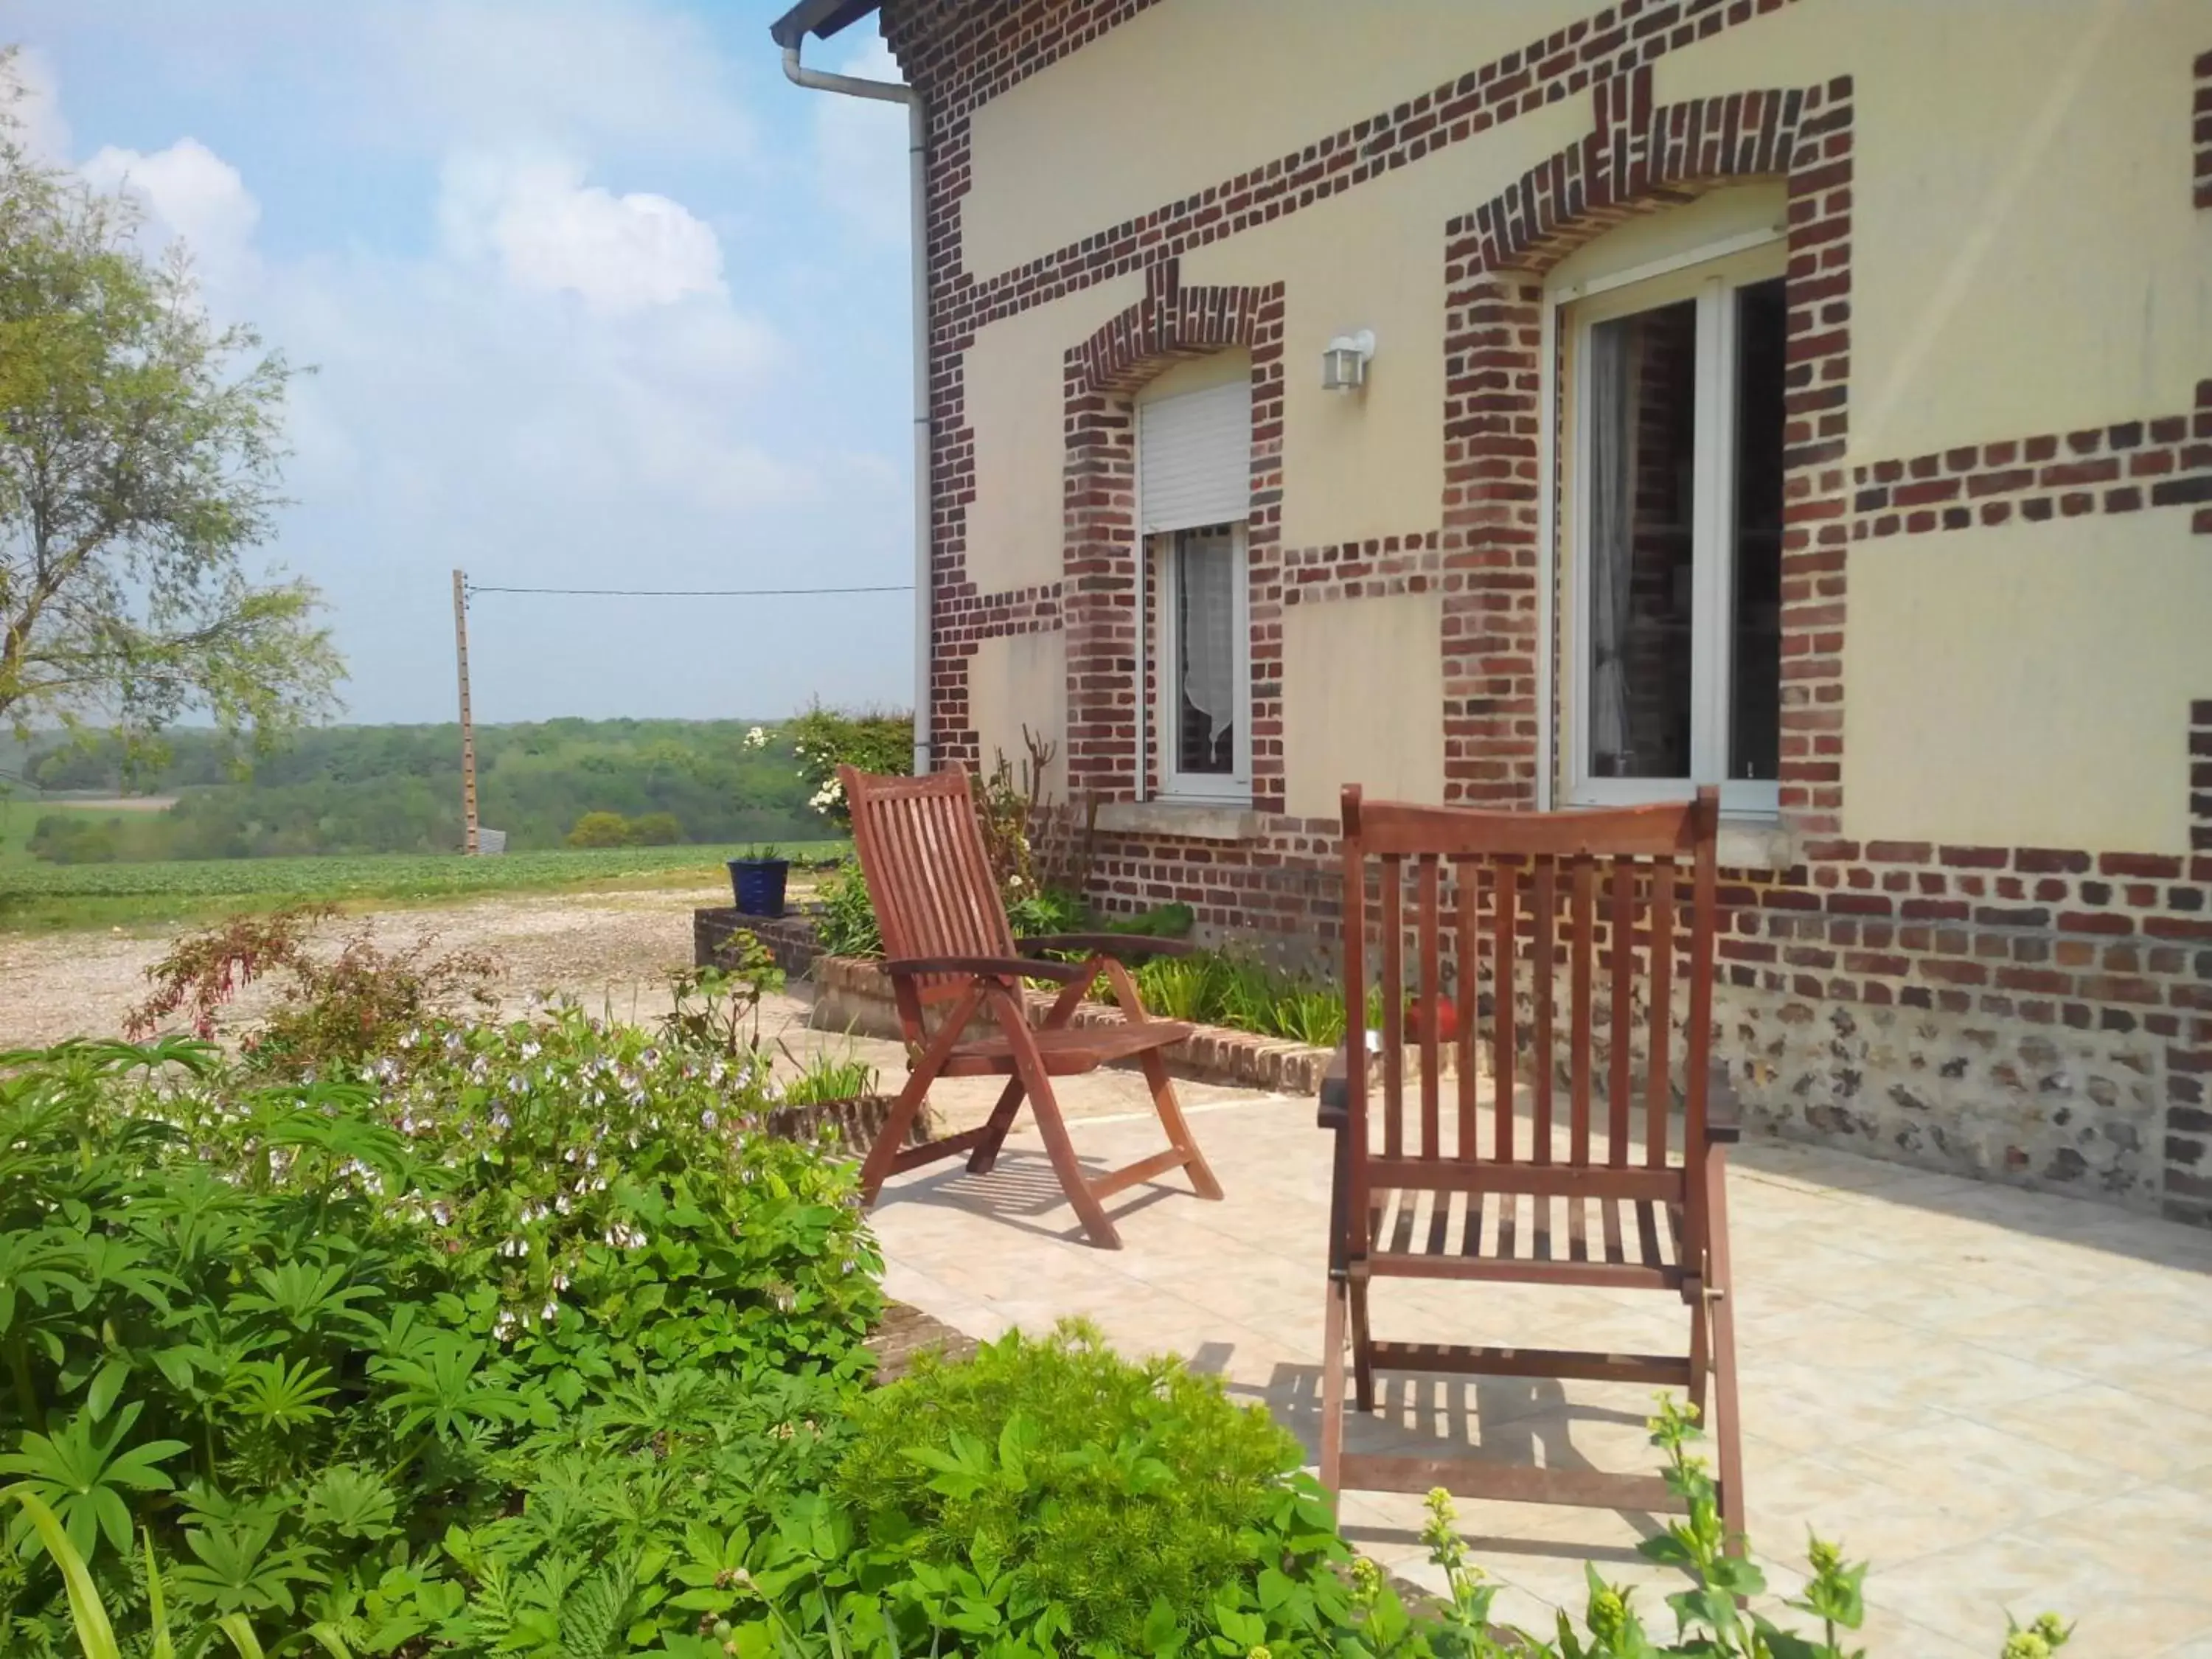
top-left (1138, 379), bottom-right (1251, 533)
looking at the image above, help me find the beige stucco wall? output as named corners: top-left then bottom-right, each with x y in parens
top-left (967, 630), bottom-right (1068, 801)
top-left (1844, 513), bottom-right (2208, 855)
top-left (1183, 94), bottom-right (1594, 549)
top-left (963, 274), bottom-right (1143, 595)
top-left (962, 0), bottom-right (1593, 281)
top-left (1136, 349), bottom-right (1249, 405)
top-left (1281, 593), bottom-right (1445, 820)
top-left (1654, 0), bottom-right (2211, 457)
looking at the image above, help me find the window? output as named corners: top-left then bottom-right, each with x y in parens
top-left (1137, 369), bottom-right (1252, 802)
top-left (1562, 248), bottom-right (1786, 815)
top-left (1152, 524), bottom-right (1250, 797)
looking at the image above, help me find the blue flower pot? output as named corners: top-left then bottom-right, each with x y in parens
top-left (728, 858), bottom-right (790, 919)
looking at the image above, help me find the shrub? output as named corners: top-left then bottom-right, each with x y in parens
top-left (812, 860), bottom-right (883, 958)
top-left (0, 1038), bottom-right (476, 1650)
top-left (1127, 947), bottom-right (1352, 1047)
top-left (1005, 883), bottom-right (1088, 938)
top-left (782, 705), bottom-right (914, 831)
top-left (25, 813), bottom-right (119, 863)
top-left (627, 810), bottom-right (684, 845)
top-left (122, 902), bottom-right (501, 1068)
top-left (566, 810), bottom-right (633, 847)
top-left (0, 1012), bottom-right (882, 1657)
top-left (373, 1004), bottom-right (883, 1381)
top-left (829, 1321), bottom-right (1346, 1653)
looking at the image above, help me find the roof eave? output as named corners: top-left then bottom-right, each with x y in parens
top-left (768, 0), bottom-right (884, 49)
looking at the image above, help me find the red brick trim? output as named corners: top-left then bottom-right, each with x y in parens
top-left (1072, 262), bottom-right (1273, 394)
top-left (1851, 381), bottom-right (2212, 539)
top-left (1279, 531), bottom-right (1447, 607)
top-left (1438, 74), bottom-right (1854, 827)
top-left (2194, 700), bottom-right (2212, 855)
top-left (905, 0), bottom-right (1803, 341)
top-left (1051, 260), bottom-right (1287, 806)
top-left (2195, 49), bottom-right (2212, 209)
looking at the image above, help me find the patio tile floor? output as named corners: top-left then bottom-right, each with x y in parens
top-left (856, 1074), bottom-right (2212, 1658)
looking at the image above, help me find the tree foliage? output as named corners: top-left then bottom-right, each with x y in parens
top-left (0, 59), bottom-right (341, 758)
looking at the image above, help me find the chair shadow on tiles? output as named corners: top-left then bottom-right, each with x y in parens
top-left (1191, 1343), bottom-right (1660, 1568)
top-left (886, 1146), bottom-right (1186, 1242)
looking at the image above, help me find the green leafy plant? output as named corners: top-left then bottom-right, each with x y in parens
top-left (776, 1039), bottom-right (879, 1108)
top-left (661, 928), bottom-right (785, 1058)
top-left (0, 1012), bottom-right (883, 1657)
top-left (784, 706), bottom-right (915, 831)
top-left (810, 860), bottom-right (883, 959)
top-left (830, 1321), bottom-right (1349, 1654)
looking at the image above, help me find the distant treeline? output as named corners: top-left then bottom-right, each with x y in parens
top-left (15, 720), bottom-right (822, 860)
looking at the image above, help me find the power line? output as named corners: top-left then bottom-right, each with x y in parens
top-left (467, 582), bottom-right (912, 598)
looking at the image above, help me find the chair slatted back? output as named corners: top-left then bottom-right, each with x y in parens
top-left (841, 765), bottom-right (1016, 1020)
top-left (1339, 786), bottom-right (1721, 1237)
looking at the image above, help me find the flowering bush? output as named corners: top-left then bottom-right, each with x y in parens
top-left (776, 704), bottom-right (914, 831)
top-left (0, 1010), bottom-right (880, 1655)
top-left (371, 1003), bottom-right (881, 1377)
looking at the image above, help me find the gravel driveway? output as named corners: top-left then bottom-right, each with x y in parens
top-left (0, 883), bottom-right (731, 1048)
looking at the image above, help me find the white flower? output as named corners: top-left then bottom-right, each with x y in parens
top-left (745, 726), bottom-right (768, 749)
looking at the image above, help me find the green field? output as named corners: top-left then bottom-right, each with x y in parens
top-left (0, 841), bottom-right (844, 933)
top-left (0, 800), bottom-right (153, 868)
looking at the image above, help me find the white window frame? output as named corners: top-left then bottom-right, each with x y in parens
top-left (1541, 232), bottom-right (1787, 818)
top-left (1152, 523), bottom-right (1252, 804)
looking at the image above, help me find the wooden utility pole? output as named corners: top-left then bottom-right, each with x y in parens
top-left (452, 568), bottom-right (479, 855)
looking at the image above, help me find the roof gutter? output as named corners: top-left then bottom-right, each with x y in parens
top-left (779, 28), bottom-right (931, 777)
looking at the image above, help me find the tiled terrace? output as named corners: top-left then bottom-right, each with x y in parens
top-left (785, 1005), bottom-right (2212, 1659)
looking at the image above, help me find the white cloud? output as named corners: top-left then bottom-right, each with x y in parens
top-left (82, 138), bottom-right (261, 285)
top-left (363, 0), bottom-right (753, 161)
top-left (438, 153), bottom-right (724, 313)
top-left (815, 35), bottom-right (912, 244)
top-left (3, 46), bottom-right (70, 160)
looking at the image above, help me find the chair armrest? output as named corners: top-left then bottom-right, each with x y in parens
top-left (1705, 1060), bottom-right (1742, 1144)
top-left (1015, 933), bottom-right (1200, 964)
top-left (882, 955), bottom-right (1091, 986)
top-left (1318, 1042), bottom-right (1352, 1131)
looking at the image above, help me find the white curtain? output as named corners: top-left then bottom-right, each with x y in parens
top-left (1588, 319), bottom-right (1635, 774)
top-left (1179, 532), bottom-right (1237, 754)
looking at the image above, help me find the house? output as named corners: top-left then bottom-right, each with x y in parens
top-left (771, 0), bottom-right (2212, 1225)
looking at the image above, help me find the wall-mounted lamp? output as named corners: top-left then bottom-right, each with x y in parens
top-left (1321, 330), bottom-right (1375, 392)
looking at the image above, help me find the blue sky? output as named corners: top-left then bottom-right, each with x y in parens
top-left (8, 1), bottom-right (916, 725)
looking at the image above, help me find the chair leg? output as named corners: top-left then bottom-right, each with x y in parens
top-left (1320, 1276), bottom-right (1347, 1498)
top-left (858, 1063), bottom-right (937, 1206)
top-left (1138, 1048), bottom-right (1222, 1200)
top-left (1349, 1274), bottom-right (1376, 1413)
top-left (966, 1077), bottom-right (1026, 1175)
top-left (1705, 1151), bottom-right (1747, 1553)
top-left (995, 990), bottom-right (1121, 1249)
top-left (1686, 1277), bottom-right (1711, 1419)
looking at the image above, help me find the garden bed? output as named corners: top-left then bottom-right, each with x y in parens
top-left (697, 905), bottom-right (1481, 1098)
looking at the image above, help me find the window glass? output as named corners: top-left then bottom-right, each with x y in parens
top-left (1586, 298), bottom-right (1698, 780)
top-left (1174, 526), bottom-right (1238, 776)
top-left (1729, 276), bottom-right (1787, 783)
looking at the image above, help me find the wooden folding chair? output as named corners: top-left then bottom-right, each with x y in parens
top-left (838, 764), bottom-right (1223, 1249)
top-left (1316, 784), bottom-right (1744, 1543)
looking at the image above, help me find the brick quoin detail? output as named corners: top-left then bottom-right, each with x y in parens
top-left (889, 0), bottom-right (1806, 353)
top-left (1850, 379), bottom-right (2212, 540)
top-left (2196, 49), bottom-right (2212, 210)
top-left (1440, 73), bottom-right (1851, 823)
top-left (1058, 260), bottom-right (1285, 807)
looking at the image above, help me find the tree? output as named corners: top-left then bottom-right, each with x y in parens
top-left (0, 58), bottom-right (341, 760)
